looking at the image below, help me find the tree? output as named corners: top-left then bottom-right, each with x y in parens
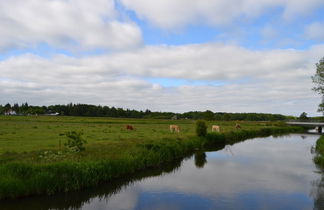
top-left (203, 110), bottom-right (214, 121)
top-left (13, 103), bottom-right (19, 112)
top-left (312, 57), bottom-right (324, 113)
top-left (196, 120), bottom-right (207, 137)
top-left (299, 112), bottom-right (308, 120)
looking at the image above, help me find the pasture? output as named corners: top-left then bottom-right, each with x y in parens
top-left (0, 115), bottom-right (280, 162)
top-left (0, 115), bottom-right (302, 199)
top-left (0, 116), bottom-right (277, 151)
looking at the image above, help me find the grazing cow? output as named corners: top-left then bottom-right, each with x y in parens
top-left (235, 123), bottom-right (241, 129)
top-left (212, 125), bottom-right (220, 132)
top-left (126, 125), bottom-right (134, 130)
top-left (170, 125), bottom-right (180, 133)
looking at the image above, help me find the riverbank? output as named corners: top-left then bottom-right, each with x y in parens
top-left (0, 116), bottom-right (304, 199)
top-left (314, 135), bottom-right (324, 167)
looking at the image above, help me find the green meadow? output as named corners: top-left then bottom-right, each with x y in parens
top-left (0, 115), bottom-right (303, 199)
top-left (0, 116), bottom-right (283, 160)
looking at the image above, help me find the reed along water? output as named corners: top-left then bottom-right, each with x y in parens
top-left (2, 133), bottom-right (324, 210)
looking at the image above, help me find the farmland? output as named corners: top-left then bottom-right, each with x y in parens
top-left (0, 116), bottom-right (303, 199)
top-left (0, 116), bottom-right (287, 160)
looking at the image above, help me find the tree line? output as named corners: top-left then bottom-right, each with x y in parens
top-left (0, 102), bottom-right (294, 121)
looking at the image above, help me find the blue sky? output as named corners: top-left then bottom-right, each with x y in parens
top-left (1, 0), bottom-right (324, 115)
top-left (138, 6), bottom-right (324, 50)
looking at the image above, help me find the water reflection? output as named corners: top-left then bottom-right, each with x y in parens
top-left (2, 134), bottom-right (324, 210)
top-left (194, 152), bottom-right (207, 169)
top-left (311, 167), bottom-right (324, 210)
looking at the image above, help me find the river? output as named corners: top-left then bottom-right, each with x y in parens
top-left (1, 133), bottom-right (324, 210)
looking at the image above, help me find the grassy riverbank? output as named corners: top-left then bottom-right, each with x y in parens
top-left (0, 116), bottom-right (303, 199)
top-left (314, 135), bottom-right (324, 166)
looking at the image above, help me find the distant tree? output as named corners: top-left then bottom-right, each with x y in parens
top-left (312, 57), bottom-right (324, 113)
top-left (203, 110), bottom-right (214, 121)
top-left (0, 102), bottom-right (289, 120)
top-left (0, 105), bottom-right (3, 114)
top-left (20, 102), bottom-right (29, 113)
top-left (13, 103), bottom-right (19, 112)
top-left (4, 103), bottom-right (11, 111)
top-left (299, 112), bottom-right (308, 120)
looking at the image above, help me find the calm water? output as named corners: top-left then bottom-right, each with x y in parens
top-left (2, 134), bottom-right (324, 210)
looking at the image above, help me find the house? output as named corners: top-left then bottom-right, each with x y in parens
top-left (46, 112), bottom-right (60, 116)
top-left (171, 115), bottom-right (178, 120)
top-left (4, 109), bottom-right (17, 115)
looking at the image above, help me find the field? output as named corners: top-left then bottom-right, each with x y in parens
top-left (0, 116), bottom-right (283, 161)
top-left (0, 116), bottom-right (302, 199)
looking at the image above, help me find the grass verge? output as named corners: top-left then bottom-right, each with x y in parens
top-left (314, 135), bottom-right (324, 166)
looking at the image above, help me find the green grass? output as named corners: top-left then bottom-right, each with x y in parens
top-left (0, 116), bottom-right (286, 154)
top-left (314, 135), bottom-right (324, 166)
top-left (0, 116), bottom-right (303, 199)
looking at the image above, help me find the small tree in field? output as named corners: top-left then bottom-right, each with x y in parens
top-left (196, 120), bottom-right (207, 137)
top-left (64, 131), bottom-right (87, 152)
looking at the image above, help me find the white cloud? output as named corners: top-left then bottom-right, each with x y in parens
top-left (0, 0), bottom-right (142, 51)
top-left (282, 0), bottom-right (324, 20)
top-left (305, 22), bottom-right (324, 41)
top-left (1, 43), bottom-right (323, 115)
top-left (81, 188), bottom-right (139, 210)
top-left (120, 0), bottom-right (324, 29)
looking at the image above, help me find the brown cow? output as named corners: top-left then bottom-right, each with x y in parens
top-left (235, 123), bottom-right (241, 129)
top-left (170, 125), bottom-right (180, 133)
top-left (212, 125), bottom-right (220, 132)
top-left (126, 125), bottom-right (134, 130)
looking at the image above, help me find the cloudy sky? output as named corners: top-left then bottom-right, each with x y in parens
top-left (1, 0), bottom-right (324, 116)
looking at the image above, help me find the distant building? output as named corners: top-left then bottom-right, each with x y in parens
top-left (171, 115), bottom-right (178, 120)
top-left (4, 109), bottom-right (17, 115)
top-left (46, 112), bottom-right (60, 116)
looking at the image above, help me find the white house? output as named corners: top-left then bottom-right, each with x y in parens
top-left (4, 109), bottom-right (17, 115)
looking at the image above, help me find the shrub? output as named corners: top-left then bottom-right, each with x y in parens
top-left (64, 131), bottom-right (87, 152)
top-left (196, 120), bottom-right (207, 137)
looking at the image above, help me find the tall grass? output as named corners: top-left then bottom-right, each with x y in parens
top-left (0, 125), bottom-right (303, 200)
top-left (314, 135), bottom-right (324, 166)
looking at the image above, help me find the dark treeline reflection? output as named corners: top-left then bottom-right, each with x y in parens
top-left (1, 155), bottom-right (190, 210)
top-left (194, 152), bottom-right (207, 169)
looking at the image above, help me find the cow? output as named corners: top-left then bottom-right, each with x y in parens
top-left (170, 125), bottom-right (180, 133)
top-left (126, 125), bottom-right (134, 130)
top-left (235, 123), bottom-right (241, 129)
top-left (212, 125), bottom-right (220, 132)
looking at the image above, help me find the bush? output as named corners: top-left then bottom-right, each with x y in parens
top-left (196, 120), bottom-right (207, 137)
top-left (64, 131), bottom-right (87, 152)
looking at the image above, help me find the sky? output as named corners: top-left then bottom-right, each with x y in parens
top-left (1, 0), bottom-right (324, 116)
